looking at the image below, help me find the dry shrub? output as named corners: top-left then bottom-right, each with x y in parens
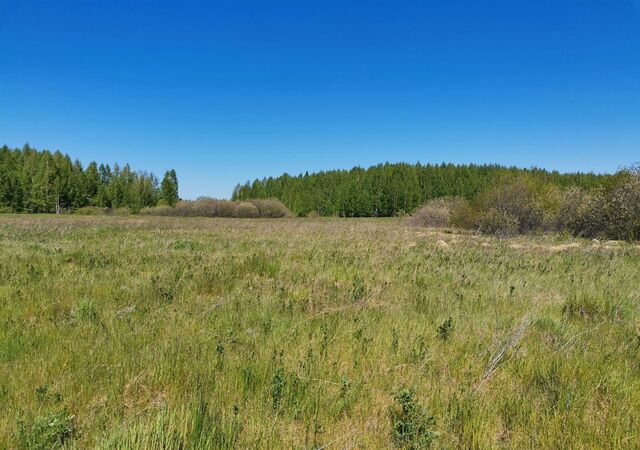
top-left (449, 200), bottom-right (477, 229)
top-left (605, 173), bottom-right (640, 241)
top-left (112, 207), bottom-right (132, 216)
top-left (555, 189), bottom-right (606, 238)
top-left (409, 198), bottom-right (466, 228)
top-left (140, 198), bottom-right (291, 218)
top-left (235, 202), bottom-right (260, 218)
top-left (554, 166), bottom-right (640, 240)
top-left (249, 199), bottom-right (292, 218)
top-left (476, 179), bottom-right (545, 236)
top-left (553, 187), bottom-right (586, 232)
top-left (74, 206), bottom-right (109, 215)
top-left (477, 209), bottom-right (521, 237)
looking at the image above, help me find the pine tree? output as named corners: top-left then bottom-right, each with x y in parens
top-left (161, 170), bottom-right (179, 206)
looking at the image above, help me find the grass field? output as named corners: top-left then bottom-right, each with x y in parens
top-left (1, 215), bottom-right (640, 449)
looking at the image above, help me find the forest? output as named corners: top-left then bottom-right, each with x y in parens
top-left (0, 145), bottom-right (178, 213)
top-left (232, 163), bottom-right (609, 217)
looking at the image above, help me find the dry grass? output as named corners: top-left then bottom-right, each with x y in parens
top-left (1, 215), bottom-right (639, 448)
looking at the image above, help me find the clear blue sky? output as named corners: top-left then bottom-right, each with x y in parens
top-left (1, 1), bottom-right (638, 199)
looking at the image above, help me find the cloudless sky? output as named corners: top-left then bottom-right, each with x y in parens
top-left (1, 0), bottom-right (639, 198)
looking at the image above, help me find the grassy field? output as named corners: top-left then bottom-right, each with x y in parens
top-left (1, 215), bottom-right (640, 449)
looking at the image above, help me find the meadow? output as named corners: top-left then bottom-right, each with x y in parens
top-left (1, 215), bottom-right (639, 449)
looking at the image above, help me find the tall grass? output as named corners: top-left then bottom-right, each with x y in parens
top-left (0, 215), bottom-right (639, 448)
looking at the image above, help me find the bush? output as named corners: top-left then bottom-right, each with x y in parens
top-left (249, 199), bottom-right (292, 218)
top-left (390, 389), bottom-right (436, 449)
top-left (405, 167), bottom-right (640, 241)
top-left (409, 198), bottom-right (466, 228)
top-left (235, 202), bottom-right (260, 218)
top-left (555, 165), bottom-right (640, 240)
top-left (477, 210), bottom-right (520, 237)
top-left (554, 187), bottom-right (588, 232)
top-left (605, 173), bottom-right (640, 241)
top-left (16, 410), bottom-right (74, 449)
top-left (437, 317), bottom-right (454, 341)
top-left (139, 198), bottom-right (292, 219)
top-left (112, 207), bottom-right (132, 216)
top-left (74, 206), bottom-right (108, 215)
top-left (449, 200), bottom-right (477, 229)
top-left (476, 179), bottom-right (545, 235)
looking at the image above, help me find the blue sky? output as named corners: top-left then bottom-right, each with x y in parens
top-left (1, 0), bottom-right (638, 199)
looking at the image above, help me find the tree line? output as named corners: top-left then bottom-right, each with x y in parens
top-left (232, 162), bottom-right (610, 217)
top-left (0, 144), bottom-right (179, 213)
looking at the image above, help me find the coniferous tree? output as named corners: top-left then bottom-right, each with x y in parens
top-left (232, 162), bottom-right (610, 217)
top-left (161, 170), bottom-right (179, 206)
top-left (0, 144), bottom-right (171, 212)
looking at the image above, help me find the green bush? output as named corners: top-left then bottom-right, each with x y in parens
top-left (16, 410), bottom-right (74, 450)
top-left (390, 389), bottom-right (436, 449)
top-left (437, 317), bottom-right (454, 341)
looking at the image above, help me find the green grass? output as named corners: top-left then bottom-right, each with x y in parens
top-left (1, 215), bottom-right (639, 449)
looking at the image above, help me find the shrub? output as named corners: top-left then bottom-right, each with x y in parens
top-left (409, 201), bottom-right (449, 228)
top-left (553, 187), bottom-right (588, 232)
top-left (249, 199), bottom-right (292, 218)
top-left (555, 165), bottom-right (640, 240)
top-left (140, 205), bottom-right (173, 216)
top-left (74, 206), bottom-right (108, 215)
top-left (476, 178), bottom-right (545, 235)
top-left (409, 198), bottom-right (466, 228)
top-left (390, 389), bottom-right (436, 449)
top-left (567, 192), bottom-right (604, 238)
top-left (234, 202), bottom-right (260, 218)
top-left (16, 410), bottom-right (74, 450)
top-left (477, 209), bottom-right (520, 237)
top-left (449, 200), bottom-right (477, 229)
top-left (605, 173), bottom-right (640, 241)
top-left (112, 207), bottom-right (132, 216)
top-left (437, 317), bottom-right (454, 341)
top-left (139, 198), bottom-right (291, 219)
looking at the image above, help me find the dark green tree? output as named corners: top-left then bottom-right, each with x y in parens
top-left (161, 169), bottom-right (179, 206)
top-left (0, 144), bottom-right (170, 212)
